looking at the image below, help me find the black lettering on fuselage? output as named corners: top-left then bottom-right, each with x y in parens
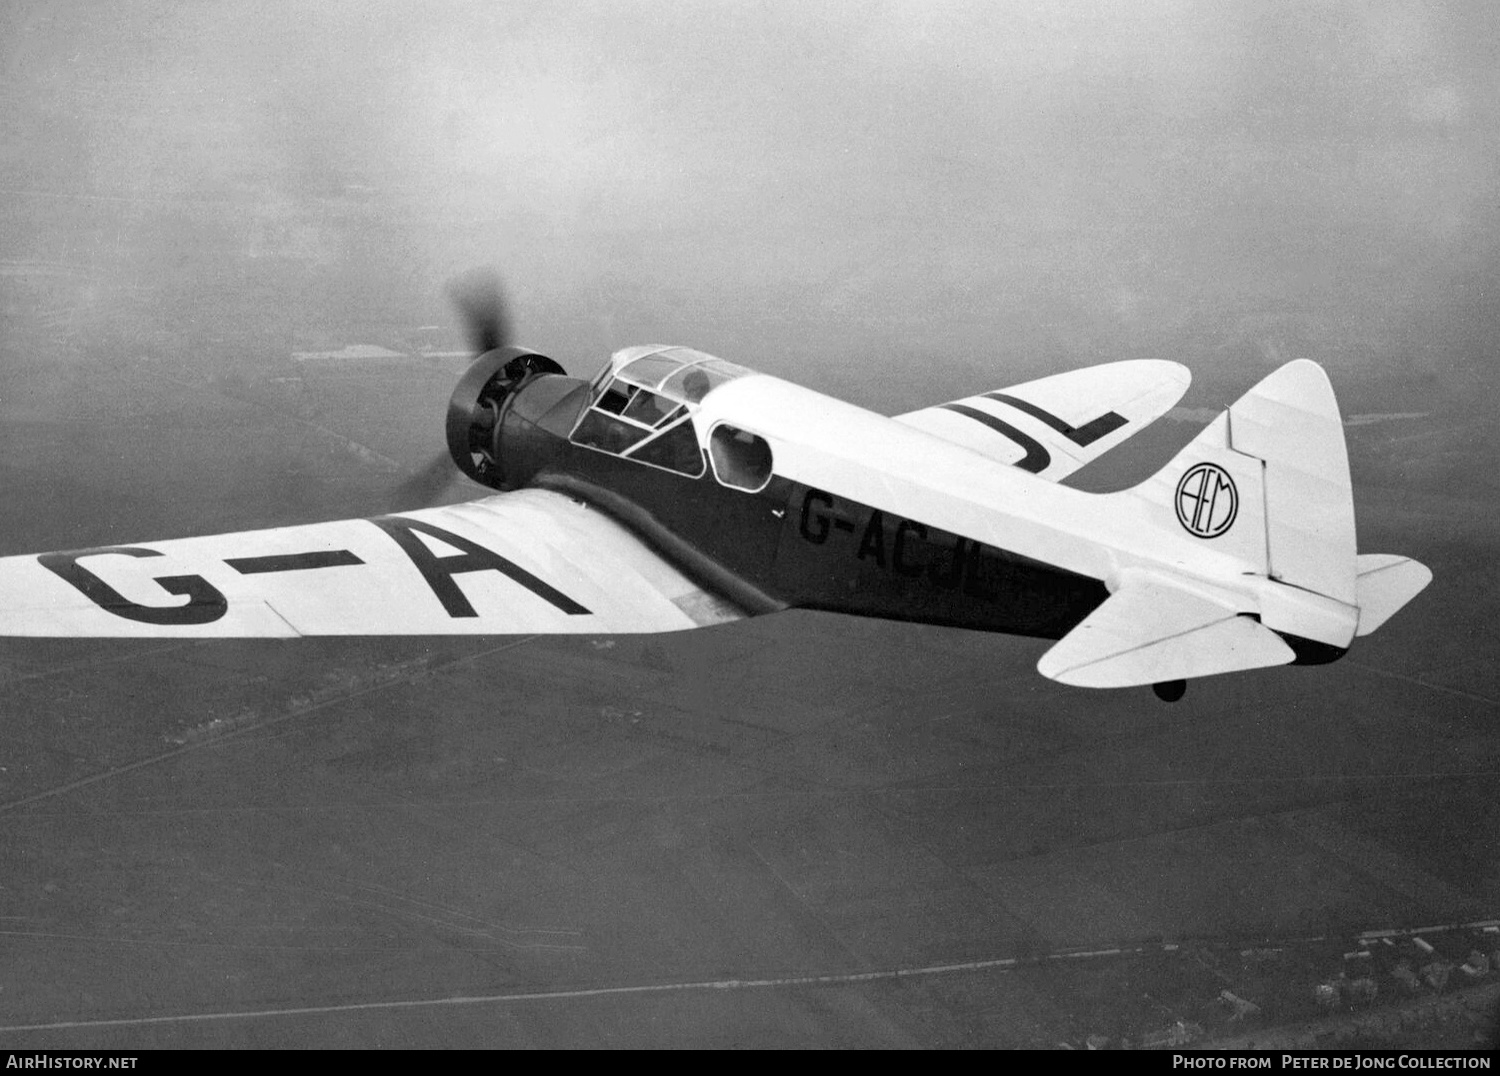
top-left (857, 509), bottom-right (887, 567)
top-left (929, 534), bottom-right (968, 590)
top-left (799, 489), bottom-right (833, 544)
top-left (892, 520), bottom-right (927, 577)
top-left (38, 547), bottom-right (228, 625)
top-left (962, 541), bottom-right (999, 600)
top-left (370, 516), bottom-right (589, 618)
top-left (781, 485), bottom-right (1109, 636)
top-left (795, 489), bottom-right (980, 591)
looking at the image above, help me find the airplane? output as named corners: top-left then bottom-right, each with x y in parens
top-left (0, 274), bottom-right (1431, 701)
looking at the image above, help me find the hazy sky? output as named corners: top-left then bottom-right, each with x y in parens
top-left (1, 1), bottom-right (1496, 411)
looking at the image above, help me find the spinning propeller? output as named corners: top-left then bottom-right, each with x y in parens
top-left (387, 271), bottom-right (565, 511)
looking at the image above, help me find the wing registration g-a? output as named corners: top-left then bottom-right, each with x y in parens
top-left (0, 490), bottom-right (743, 637)
top-left (0, 276), bottom-right (1432, 699)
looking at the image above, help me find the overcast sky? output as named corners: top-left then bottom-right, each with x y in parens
top-left (1, 1), bottom-right (1496, 412)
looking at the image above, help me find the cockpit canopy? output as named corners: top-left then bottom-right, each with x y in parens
top-left (602, 346), bottom-right (756, 405)
top-left (570, 347), bottom-right (758, 479)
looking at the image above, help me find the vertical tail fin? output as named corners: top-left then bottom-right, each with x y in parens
top-left (1039, 360), bottom-right (1430, 689)
top-left (1133, 359), bottom-right (1356, 603)
top-left (1227, 359), bottom-right (1356, 604)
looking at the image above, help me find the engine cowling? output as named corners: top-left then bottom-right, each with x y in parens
top-left (445, 346), bottom-right (565, 484)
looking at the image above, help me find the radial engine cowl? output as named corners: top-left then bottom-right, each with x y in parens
top-left (445, 346), bottom-right (565, 484)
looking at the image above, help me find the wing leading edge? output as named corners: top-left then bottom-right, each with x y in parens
top-left (895, 359), bottom-right (1190, 481)
top-left (0, 489), bottom-right (745, 637)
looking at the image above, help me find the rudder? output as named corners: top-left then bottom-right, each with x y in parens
top-left (1130, 359), bottom-right (1355, 605)
top-left (1227, 358), bottom-right (1355, 605)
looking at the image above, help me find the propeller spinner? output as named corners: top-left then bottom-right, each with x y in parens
top-left (388, 272), bottom-right (565, 511)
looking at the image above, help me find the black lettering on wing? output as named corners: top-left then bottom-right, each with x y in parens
top-left (982, 393), bottom-right (1128, 448)
top-left (226, 550), bottom-right (364, 574)
top-left (38, 547), bottom-right (228, 625)
top-left (370, 516), bottom-right (589, 618)
top-left (940, 405), bottom-right (1051, 473)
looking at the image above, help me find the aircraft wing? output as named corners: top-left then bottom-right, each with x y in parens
top-left (0, 489), bottom-right (746, 637)
top-left (894, 359), bottom-right (1190, 481)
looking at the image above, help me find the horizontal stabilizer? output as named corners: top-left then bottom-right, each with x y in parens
top-left (1355, 554), bottom-right (1433, 637)
top-left (1037, 575), bottom-right (1296, 688)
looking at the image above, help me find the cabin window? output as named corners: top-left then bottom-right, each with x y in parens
top-left (622, 389), bottom-right (680, 428)
top-left (596, 381), bottom-right (636, 416)
top-left (571, 379), bottom-right (705, 478)
top-left (662, 359), bottom-right (752, 404)
top-left (624, 416), bottom-right (705, 477)
top-left (708, 424), bottom-right (773, 492)
top-left (571, 409), bottom-right (651, 455)
top-left (619, 354), bottom-right (685, 391)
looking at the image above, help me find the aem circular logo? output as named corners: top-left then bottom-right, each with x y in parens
top-left (1174, 462), bottom-right (1238, 539)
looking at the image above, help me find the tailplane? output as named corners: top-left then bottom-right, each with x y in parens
top-left (1354, 554), bottom-right (1432, 636)
top-left (1036, 572), bottom-right (1295, 688)
top-left (1038, 360), bottom-right (1430, 692)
